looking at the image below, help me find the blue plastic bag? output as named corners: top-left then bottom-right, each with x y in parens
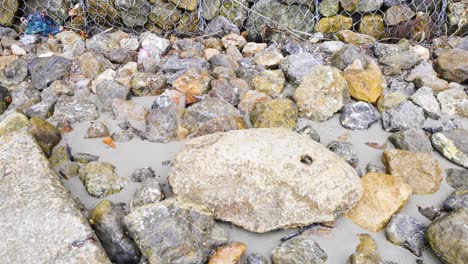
top-left (22, 12), bottom-right (62, 36)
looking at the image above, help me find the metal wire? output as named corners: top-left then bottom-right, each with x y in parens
top-left (0, 0), bottom-right (463, 40)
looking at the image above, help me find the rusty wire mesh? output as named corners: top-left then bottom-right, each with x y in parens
top-left (0, 0), bottom-right (466, 40)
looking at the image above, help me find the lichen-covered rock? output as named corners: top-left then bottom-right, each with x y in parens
top-left (388, 128), bottom-right (432, 152)
top-left (194, 116), bottom-right (247, 137)
top-left (336, 30), bottom-right (376, 46)
top-left (443, 189), bottom-right (468, 212)
top-left (280, 53), bottom-right (323, 85)
top-left (0, 131), bottom-right (110, 263)
top-left (79, 52), bottom-right (113, 78)
top-left (315, 15), bottom-right (353, 34)
top-left (346, 172), bottom-right (412, 232)
top-left (431, 129), bottom-right (468, 168)
top-left (28, 56), bottom-right (72, 90)
top-left (0, 59), bottom-right (28, 87)
top-left (130, 72), bottom-right (166, 97)
top-left (0, 111), bottom-right (28, 137)
top-left (331, 44), bottom-right (367, 71)
top-left (96, 80), bottom-right (130, 111)
top-left (383, 149), bottom-right (442, 194)
top-left (250, 99), bottom-right (298, 129)
top-left (347, 234), bottom-right (382, 264)
top-left (437, 86), bottom-right (468, 118)
top-left (382, 101), bottom-right (425, 132)
top-left (123, 198), bottom-right (228, 264)
top-left (272, 236), bottom-right (327, 264)
top-left (355, 0), bottom-right (383, 12)
top-left (86, 122), bottom-right (110, 138)
top-left (359, 14), bottom-right (385, 39)
top-left (435, 48), bottom-right (468, 83)
top-left (173, 67), bottom-right (212, 96)
top-left (426, 208), bottom-right (468, 264)
top-left (385, 214), bottom-right (428, 256)
top-left (187, 97), bottom-right (241, 124)
top-left (145, 103), bottom-right (180, 143)
top-left (59, 161), bottom-right (80, 179)
top-left (130, 178), bottom-right (164, 209)
top-left (0, 0), bottom-right (18, 26)
top-left (131, 167), bottom-right (155, 182)
top-left (168, 128), bottom-right (362, 233)
top-left (344, 60), bottom-right (383, 104)
top-left (27, 117), bottom-right (61, 157)
top-left (293, 66), bottom-right (348, 121)
top-left (90, 201), bottom-right (141, 264)
top-left (74, 152), bottom-right (100, 163)
top-left (297, 125), bottom-right (321, 142)
top-left (384, 5), bottom-right (415, 26)
top-left (252, 70), bottom-right (285, 97)
top-left (446, 169), bottom-right (468, 190)
top-left (340, 101), bottom-right (379, 130)
top-left (253, 49), bottom-right (284, 69)
top-left (79, 162), bottom-right (126, 198)
top-left (208, 242), bottom-right (247, 264)
top-left (53, 96), bottom-right (99, 123)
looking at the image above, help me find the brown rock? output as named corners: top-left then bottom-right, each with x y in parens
top-left (112, 98), bottom-right (148, 121)
top-left (383, 150), bottom-right (442, 194)
top-left (242, 42), bottom-right (267, 57)
top-left (344, 60), bottom-right (383, 104)
top-left (173, 68), bottom-right (212, 96)
top-left (208, 242), bottom-right (247, 264)
top-left (346, 172), bottom-right (412, 232)
top-left (336, 30), bottom-right (376, 46)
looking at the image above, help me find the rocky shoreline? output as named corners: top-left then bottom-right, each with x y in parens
top-left (0, 23), bottom-right (467, 264)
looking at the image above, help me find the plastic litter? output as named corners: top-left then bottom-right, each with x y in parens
top-left (21, 12), bottom-right (63, 36)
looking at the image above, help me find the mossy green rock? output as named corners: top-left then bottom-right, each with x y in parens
top-left (319, 0), bottom-right (340, 16)
top-left (220, 0), bottom-right (248, 27)
top-left (147, 0), bottom-right (181, 30)
top-left (316, 15), bottom-right (353, 34)
top-left (79, 162), bottom-right (126, 198)
top-left (272, 236), bottom-right (327, 264)
top-left (49, 145), bottom-right (70, 168)
top-left (0, 111), bottom-right (28, 137)
top-left (0, 0), bottom-right (17, 27)
top-left (426, 208), bottom-right (468, 264)
top-left (359, 14), bottom-right (386, 39)
top-left (252, 70), bottom-right (285, 97)
top-left (250, 99), bottom-right (298, 129)
top-left (27, 117), bottom-right (61, 157)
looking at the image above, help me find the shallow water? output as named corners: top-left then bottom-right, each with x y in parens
top-left (60, 96), bottom-right (466, 264)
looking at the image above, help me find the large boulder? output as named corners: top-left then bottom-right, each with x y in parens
top-left (28, 56), bottom-right (72, 90)
top-left (168, 128), bottom-right (363, 233)
top-left (435, 49), bottom-right (468, 83)
top-left (0, 131), bottom-right (110, 263)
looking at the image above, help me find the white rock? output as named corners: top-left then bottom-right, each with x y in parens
top-left (11, 44), bottom-right (26, 56)
top-left (437, 87), bottom-right (468, 117)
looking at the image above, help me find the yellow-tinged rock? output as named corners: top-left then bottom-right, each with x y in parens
top-left (250, 99), bottom-right (298, 129)
top-left (316, 15), bottom-right (353, 34)
top-left (208, 242), bottom-right (247, 264)
top-left (359, 14), bottom-right (386, 39)
top-left (345, 172), bottom-right (412, 232)
top-left (344, 60), bottom-right (383, 104)
top-left (383, 149), bottom-right (442, 194)
top-left (337, 30), bottom-right (376, 46)
top-left (172, 68), bottom-right (212, 96)
top-left (347, 234), bottom-right (382, 263)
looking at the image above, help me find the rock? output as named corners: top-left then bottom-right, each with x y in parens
top-left (384, 5), bottom-right (415, 26)
top-left (173, 68), bottom-right (212, 97)
top-left (140, 32), bottom-right (170, 56)
top-left (365, 162), bottom-right (385, 174)
top-left (10, 45), bottom-right (25, 56)
top-left (28, 56), bottom-right (72, 90)
top-left (112, 130), bottom-right (135, 142)
top-left (219, 0), bottom-right (248, 28)
top-left (388, 128), bottom-right (432, 152)
top-left (245, 0), bottom-right (315, 42)
top-left (280, 53), bottom-right (323, 85)
top-left (252, 70), bottom-right (285, 97)
top-left (208, 242), bottom-right (247, 264)
top-left (6, 86), bottom-right (41, 112)
top-left (379, 50), bottom-right (421, 75)
top-left (437, 86), bottom-right (468, 118)
top-left (316, 15), bottom-right (353, 34)
top-left (123, 198), bottom-right (227, 264)
top-left (426, 208), bottom-right (468, 264)
top-left (347, 234), bottom-right (382, 264)
top-left (0, 131), bottom-right (110, 263)
top-left (340, 101), bottom-right (379, 130)
top-left (336, 30), bottom-right (376, 46)
top-left (253, 49), bottom-right (284, 68)
top-left (297, 125), bottom-right (321, 142)
top-left (250, 99), bottom-right (298, 129)
top-left (0, 0), bottom-right (17, 26)
top-left (53, 96), bottom-right (99, 123)
top-left (0, 85), bottom-right (11, 115)
top-left (385, 214), bottom-right (428, 256)
top-left (318, 0), bottom-right (339, 16)
top-left (355, 0), bottom-right (383, 11)
top-left (377, 92), bottom-right (407, 112)
top-left (383, 149), bottom-right (442, 194)
top-left (204, 48), bottom-right (221, 60)
top-left (27, 117), bottom-right (61, 157)
top-left (130, 178), bottom-right (164, 209)
top-left (194, 116), bottom-right (247, 137)
top-left (405, 60), bottom-right (437, 81)
top-left (145, 104), bottom-right (180, 143)
top-left (74, 153), bottom-right (100, 163)
top-left (331, 44), bottom-right (367, 71)
top-left (418, 206), bottom-right (442, 221)
top-left (0, 111), bottom-right (28, 137)
top-left (204, 16), bottom-right (240, 38)
top-left (79, 162), bottom-right (126, 198)
top-left (131, 167), bottom-right (155, 182)
top-left (319, 41), bottom-right (345, 54)
top-left (59, 161), bottom-right (80, 179)
top-left (90, 201), bottom-right (141, 264)
top-left (293, 66), bottom-right (348, 121)
top-left (443, 189), bottom-right (468, 212)
top-left (415, 75), bottom-right (449, 93)
top-left (79, 52), bottom-right (113, 78)
top-left (116, 0), bottom-right (151, 27)
top-left (55, 31), bottom-right (86, 59)
top-left (409, 86), bottom-right (441, 119)
top-left (86, 122), bottom-right (110, 138)
top-left (96, 80), bottom-right (130, 111)
top-left (359, 14), bottom-right (385, 39)
top-left (435, 49), bottom-right (468, 83)
top-left (382, 101), bottom-right (425, 132)
top-left (147, 0), bottom-right (181, 30)
top-left (448, 1), bottom-right (468, 28)
top-left (0, 58), bottom-right (28, 87)
top-left (446, 169), bottom-right (468, 189)
top-left (272, 236), bottom-right (327, 264)
top-left (161, 56), bottom-right (210, 76)
top-left (187, 97), bottom-right (241, 124)
top-left (112, 99), bottom-right (147, 121)
top-left (238, 90), bottom-right (271, 115)
top-left (209, 78), bottom-right (237, 105)
top-left (344, 60), bottom-right (383, 104)
top-left (49, 146), bottom-right (70, 168)
top-left (328, 141), bottom-right (359, 167)
top-left (242, 42), bottom-right (267, 57)
top-left (246, 254), bottom-right (269, 264)
top-left (86, 31), bottom-right (127, 55)
top-left (346, 172), bottom-right (412, 232)
top-left (221, 33), bottom-right (247, 49)
top-left (168, 128), bottom-right (362, 233)
top-left (130, 72), bottom-right (166, 97)
top-left (431, 129), bottom-right (468, 168)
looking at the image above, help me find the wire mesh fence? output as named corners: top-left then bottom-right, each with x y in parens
top-left (0, 0), bottom-right (466, 40)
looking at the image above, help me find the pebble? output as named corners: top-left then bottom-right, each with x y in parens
top-left (86, 122), bottom-right (110, 138)
top-left (131, 167), bottom-right (156, 182)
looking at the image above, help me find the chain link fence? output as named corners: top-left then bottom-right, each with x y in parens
top-left (0, 0), bottom-right (466, 40)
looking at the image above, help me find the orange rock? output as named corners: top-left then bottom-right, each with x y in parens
top-left (344, 60), bottom-right (383, 104)
top-left (208, 242), bottom-right (247, 264)
top-left (103, 137), bottom-right (116, 149)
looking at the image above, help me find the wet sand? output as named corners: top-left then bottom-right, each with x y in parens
top-left (60, 96), bottom-right (466, 263)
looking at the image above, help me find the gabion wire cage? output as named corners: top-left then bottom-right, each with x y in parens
top-left (0, 0), bottom-right (466, 40)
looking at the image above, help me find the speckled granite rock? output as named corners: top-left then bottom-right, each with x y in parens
top-left (169, 128), bottom-right (362, 233)
top-left (426, 208), bottom-right (468, 264)
top-left (388, 128), bottom-right (432, 152)
top-left (124, 198), bottom-right (228, 264)
top-left (272, 236), bottom-right (327, 264)
top-left (340, 101), bottom-right (379, 130)
top-left (385, 214), bottom-right (428, 256)
top-left (0, 131), bottom-right (110, 263)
